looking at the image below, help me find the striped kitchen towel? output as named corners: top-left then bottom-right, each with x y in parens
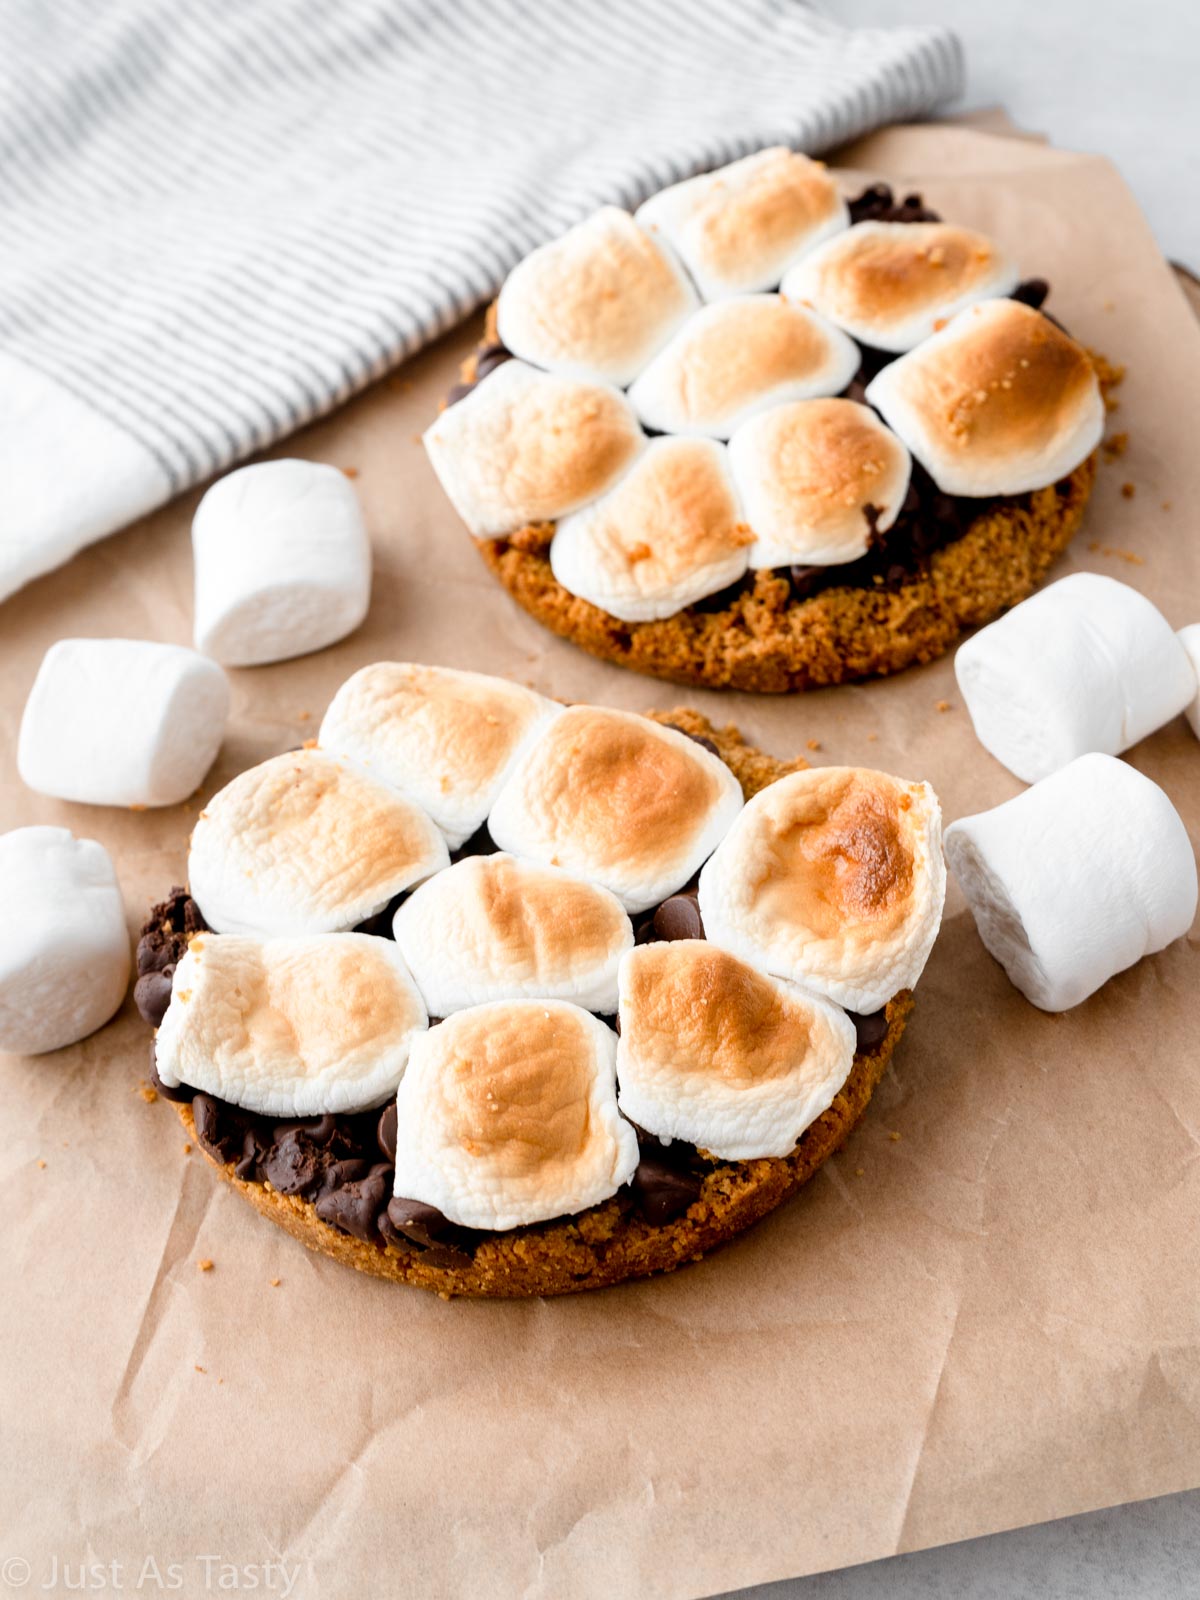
top-left (0, 0), bottom-right (963, 603)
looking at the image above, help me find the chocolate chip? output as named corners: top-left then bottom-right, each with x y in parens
top-left (444, 381), bottom-right (475, 408)
top-left (148, 1042), bottom-right (193, 1103)
top-left (652, 894), bottom-right (704, 942)
top-left (1011, 277), bottom-right (1050, 310)
top-left (846, 183), bottom-right (940, 226)
top-left (261, 1131), bottom-right (325, 1197)
top-left (234, 1126), bottom-right (269, 1181)
top-left (664, 724), bottom-right (721, 760)
top-left (315, 1162), bottom-right (394, 1243)
top-left (632, 1157), bottom-right (702, 1225)
top-left (473, 342), bottom-right (511, 382)
top-left (317, 1157), bottom-right (371, 1198)
top-left (449, 823), bottom-right (500, 863)
top-left (849, 1008), bottom-right (890, 1054)
top-left (134, 967), bottom-right (175, 1027)
top-left (272, 1113), bottom-right (337, 1147)
top-left (377, 1102), bottom-right (398, 1162)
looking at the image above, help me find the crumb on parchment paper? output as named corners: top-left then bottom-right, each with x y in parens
top-left (197, 1259), bottom-right (214, 1272)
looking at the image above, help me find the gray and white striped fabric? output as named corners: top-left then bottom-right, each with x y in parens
top-left (0, 0), bottom-right (963, 602)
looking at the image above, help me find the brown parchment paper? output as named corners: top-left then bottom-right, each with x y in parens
top-left (2, 123), bottom-right (1199, 1600)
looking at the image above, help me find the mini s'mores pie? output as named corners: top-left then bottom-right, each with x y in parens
top-left (730, 398), bottom-right (912, 568)
top-left (627, 296), bottom-right (859, 438)
top-left (496, 206), bottom-right (697, 385)
top-left (393, 854), bottom-right (632, 1016)
top-left (444, 168), bottom-right (1111, 693)
top-left (137, 685), bottom-right (939, 1296)
top-left (155, 934), bottom-right (427, 1116)
top-left (865, 299), bottom-right (1104, 497)
top-left (636, 147), bottom-right (848, 299)
top-left (423, 359), bottom-right (643, 537)
top-left (699, 767), bottom-right (945, 1013)
top-left (390, 1001), bottom-right (638, 1231)
top-left (488, 706), bottom-right (744, 912)
top-left (549, 437), bottom-right (753, 621)
top-left (318, 662), bottom-right (557, 848)
top-left (945, 755), bottom-right (1197, 1012)
top-left (188, 749), bottom-right (449, 936)
top-left (616, 942), bottom-right (857, 1160)
top-left (781, 222), bottom-right (1019, 352)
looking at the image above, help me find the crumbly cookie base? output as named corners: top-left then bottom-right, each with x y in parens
top-left (170, 712), bottom-right (912, 1299)
top-left (477, 459), bottom-right (1096, 692)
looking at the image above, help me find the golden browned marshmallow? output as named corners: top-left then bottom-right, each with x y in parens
top-left (627, 295), bottom-right (860, 438)
top-left (782, 221), bottom-right (1019, 352)
top-left (487, 706), bottom-right (744, 913)
top-left (635, 147), bottom-right (848, 300)
top-left (729, 398), bottom-right (912, 568)
top-left (392, 853), bottom-right (632, 1014)
top-left (698, 766), bottom-right (945, 1012)
top-left (616, 941), bottom-right (856, 1159)
top-left (495, 206), bottom-right (698, 385)
top-left (422, 359), bottom-right (645, 536)
top-left (390, 1000), bottom-right (638, 1229)
top-left (154, 933), bottom-right (427, 1116)
top-left (318, 662), bottom-right (558, 848)
top-left (865, 299), bottom-right (1105, 496)
top-left (548, 436), bottom-right (753, 621)
top-left (187, 749), bottom-right (449, 936)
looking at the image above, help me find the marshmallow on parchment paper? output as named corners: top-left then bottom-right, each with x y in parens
top-left (945, 754), bottom-right (1197, 1012)
top-left (955, 573), bottom-right (1197, 783)
top-left (1177, 625), bottom-right (1200, 737)
top-left (18, 638), bottom-right (230, 808)
top-left (192, 460), bottom-right (372, 667)
top-left (0, 827), bottom-right (130, 1055)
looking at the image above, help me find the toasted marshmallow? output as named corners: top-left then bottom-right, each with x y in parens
top-left (636, 147), bottom-right (848, 300)
top-left (393, 853), bottom-right (632, 1015)
top-left (782, 222), bottom-right (1019, 353)
top-left (17, 638), bottom-right (229, 808)
top-left (616, 941), bottom-right (856, 1160)
top-left (730, 398), bottom-right (912, 568)
top-left (627, 296), bottom-right (860, 438)
top-left (0, 827), bottom-right (130, 1056)
top-left (155, 933), bottom-right (426, 1114)
top-left (188, 749), bottom-right (448, 936)
top-left (549, 437), bottom-right (752, 621)
top-left (192, 460), bottom-right (371, 667)
top-left (495, 206), bottom-right (697, 386)
top-left (1179, 624), bottom-right (1200, 737)
top-left (699, 767), bottom-right (945, 1012)
top-left (423, 360), bottom-right (644, 537)
top-left (955, 574), bottom-right (1198, 784)
top-left (489, 707), bottom-right (743, 913)
top-left (865, 299), bottom-right (1104, 497)
top-left (318, 662), bottom-right (558, 849)
top-left (390, 1000), bottom-right (638, 1230)
top-left (945, 754), bottom-right (1197, 1012)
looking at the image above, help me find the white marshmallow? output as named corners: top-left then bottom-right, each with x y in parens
top-left (393, 853), bottom-right (632, 1016)
top-left (391, 1000), bottom-right (638, 1230)
top-left (865, 299), bottom-right (1105, 497)
top-left (1177, 625), bottom-right (1200, 738)
top-left (188, 748), bottom-right (449, 935)
top-left (636, 147), bottom-right (848, 300)
top-left (495, 206), bottom-right (698, 385)
top-left (627, 296), bottom-right (860, 438)
top-left (730, 398), bottom-right (912, 569)
top-left (192, 460), bottom-right (372, 666)
top-left (616, 941), bottom-right (857, 1160)
top-left (955, 574), bottom-right (1198, 784)
top-left (549, 437), bottom-right (752, 622)
top-left (488, 706), bottom-right (744, 913)
top-left (17, 638), bottom-right (230, 808)
top-left (781, 221), bottom-right (1019, 353)
top-left (422, 360), bottom-right (645, 537)
top-left (945, 754), bottom-right (1197, 1012)
top-left (699, 767), bottom-right (946, 1013)
top-left (0, 827), bottom-right (129, 1055)
top-left (154, 932), bottom-right (427, 1115)
top-left (318, 662), bottom-right (558, 849)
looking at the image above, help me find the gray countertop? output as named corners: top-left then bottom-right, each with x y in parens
top-left (720, 2), bottom-right (1200, 1594)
